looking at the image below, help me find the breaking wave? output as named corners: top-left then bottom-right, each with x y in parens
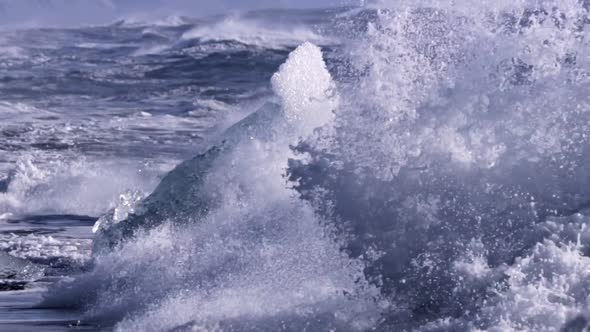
top-left (181, 16), bottom-right (333, 49)
top-left (0, 155), bottom-right (164, 218)
top-left (42, 1), bottom-right (590, 331)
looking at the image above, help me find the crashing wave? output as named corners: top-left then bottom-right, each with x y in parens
top-left (45, 42), bottom-right (379, 331)
top-left (289, 1), bottom-right (590, 330)
top-left (44, 1), bottom-right (590, 331)
top-left (92, 41), bottom-right (338, 253)
top-left (0, 155), bottom-right (160, 218)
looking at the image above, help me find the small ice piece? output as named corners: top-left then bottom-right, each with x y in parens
top-left (93, 190), bottom-right (145, 234)
top-left (0, 252), bottom-right (43, 289)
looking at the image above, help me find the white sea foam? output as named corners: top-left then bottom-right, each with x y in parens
top-left (117, 15), bottom-right (189, 28)
top-left (328, 0), bottom-right (590, 180)
top-left (271, 42), bottom-right (337, 137)
top-left (181, 17), bottom-right (332, 48)
top-left (0, 155), bottom-right (161, 218)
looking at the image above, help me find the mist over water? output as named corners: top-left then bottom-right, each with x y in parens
top-left (1, 0), bottom-right (590, 331)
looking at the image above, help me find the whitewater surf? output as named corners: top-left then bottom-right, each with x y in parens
top-left (2, 1), bottom-right (590, 331)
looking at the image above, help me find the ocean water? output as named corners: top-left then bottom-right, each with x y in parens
top-left (2, 1), bottom-right (590, 331)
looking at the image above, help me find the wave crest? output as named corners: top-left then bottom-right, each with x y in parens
top-left (181, 17), bottom-right (333, 49)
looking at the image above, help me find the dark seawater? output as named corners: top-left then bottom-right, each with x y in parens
top-left (2, 2), bottom-right (590, 331)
